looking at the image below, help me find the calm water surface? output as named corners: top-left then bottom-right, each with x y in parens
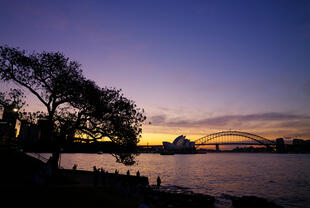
top-left (56, 153), bottom-right (310, 208)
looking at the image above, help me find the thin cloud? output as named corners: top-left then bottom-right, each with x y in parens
top-left (149, 115), bottom-right (166, 125)
top-left (150, 112), bottom-right (310, 129)
top-left (304, 81), bottom-right (310, 96)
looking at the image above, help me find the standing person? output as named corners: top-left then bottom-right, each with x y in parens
top-left (136, 170), bottom-right (140, 177)
top-left (101, 168), bottom-right (106, 186)
top-left (127, 170), bottom-right (130, 176)
top-left (93, 166), bottom-right (99, 187)
top-left (157, 176), bottom-right (161, 187)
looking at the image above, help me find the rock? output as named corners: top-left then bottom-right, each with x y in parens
top-left (143, 189), bottom-right (215, 208)
top-left (232, 196), bottom-right (283, 208)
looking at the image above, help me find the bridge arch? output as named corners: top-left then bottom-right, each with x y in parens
top-left (194, 131), bottom-right (275, 146)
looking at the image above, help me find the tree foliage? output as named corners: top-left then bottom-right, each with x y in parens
top-left (68, 80), bottom-right (146, 147)
top-left (0, 45), bottom-right (84, 124)
top-left (0, 88), bottom-right (26, 111)
top-left (0, 45), bottom-right (146, 152)
top-left (111, 152), bottom-right (140, 166)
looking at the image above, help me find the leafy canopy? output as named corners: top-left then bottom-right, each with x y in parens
top-left (0, 45), bottom-right (146, 148)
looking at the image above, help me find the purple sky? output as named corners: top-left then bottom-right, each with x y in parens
top-left (1, 0), bottom-right (310, 144)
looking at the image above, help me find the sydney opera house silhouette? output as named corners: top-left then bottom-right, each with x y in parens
top-left (163, 135), bottom-right (195, 151)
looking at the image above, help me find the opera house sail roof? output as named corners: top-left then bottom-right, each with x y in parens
top-left (163, 135), bottom-right (195, 150)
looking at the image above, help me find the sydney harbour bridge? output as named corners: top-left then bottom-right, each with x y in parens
top-left (194, 130), bottom-right (275, 151)
top-left (141, 130), bottom-right (277, 151)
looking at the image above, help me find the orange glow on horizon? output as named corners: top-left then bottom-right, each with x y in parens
top-left (138, 130), bottom-right (300, 146)
top-left (139, 132), bottom-right (206, 145)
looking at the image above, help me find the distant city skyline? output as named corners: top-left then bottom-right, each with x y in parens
top-left (1, 0), bottom-right (310, 144)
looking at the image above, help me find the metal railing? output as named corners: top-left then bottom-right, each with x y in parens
top-left (26, 152), bottom-right (64, 169)
top-left (26, 152), bottom-right (50, 163)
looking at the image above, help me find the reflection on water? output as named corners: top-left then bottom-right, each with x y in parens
top-left (57, 153), bottom-right (310, 208)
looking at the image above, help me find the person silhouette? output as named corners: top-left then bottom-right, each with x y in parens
top-left (136, 170), bottom-right (140, 177)
top-left (157, 176), bottom-right (161, 187)
top-left (101, 168), bottom-right (106, 186)
top-left (93, 166), bottom-right (99, 187)
top-left (127, 170), bottom-right (130, 176)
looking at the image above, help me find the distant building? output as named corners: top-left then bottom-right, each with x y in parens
top-left (276, 138), bottom-right (286, 153)
top-left (18, 119), bottom-right (54, 151)
top-left (37, 119), bottom-right (51, 141)
top-left (289, 139), bottom-right (310, 153)
top-left (163, 135), bottom-right (195, 151)
top-left (292, 139), bottom-right (305, 145)
top-left (0, 121), bottom-right (13, 142)
top-left (0, 105), bottom-right (18, 142)
top-left (18, 120), bottom-right (40, 146)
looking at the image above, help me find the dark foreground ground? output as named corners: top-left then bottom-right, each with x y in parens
top-left (0, 144), bottom-right (283, 208)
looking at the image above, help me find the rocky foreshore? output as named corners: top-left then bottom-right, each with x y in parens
top-left (58, 169), bottom-right (215, 208)
top-left (231, 195), bottom-right (283, 208)
top-left (141, 187), bottom-right (215, 208)
top-left (62, 169), bottom-right (282, 208)
top-left (0, 146), bottom-right (284, 208)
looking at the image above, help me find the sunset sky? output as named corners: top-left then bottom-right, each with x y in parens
top-left (1, 0), bottom-right (310, 145)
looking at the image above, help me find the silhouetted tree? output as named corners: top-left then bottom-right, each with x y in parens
top-left (0, 89), bottom-right (27, 141)
top-left (0, 45), bottom-right (87, 167)
top-left (111, 152), bottom-right (139, 166)
top-left (53, 79), bottom-right (146, 150)
top-left (0, 46), bottom-right (85, 132)
top-left (0, 88), bottom-right (46, 125)
top-left (0, 88), bottom-right (26, 115)
top-left (0, 45), bottom-right (146, 166)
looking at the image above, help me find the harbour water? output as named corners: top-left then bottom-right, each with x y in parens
top-left (54, 153), bottom-right (310, 208)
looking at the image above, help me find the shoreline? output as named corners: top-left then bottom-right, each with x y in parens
top-left (0, 145), bottom-right (284, 208)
